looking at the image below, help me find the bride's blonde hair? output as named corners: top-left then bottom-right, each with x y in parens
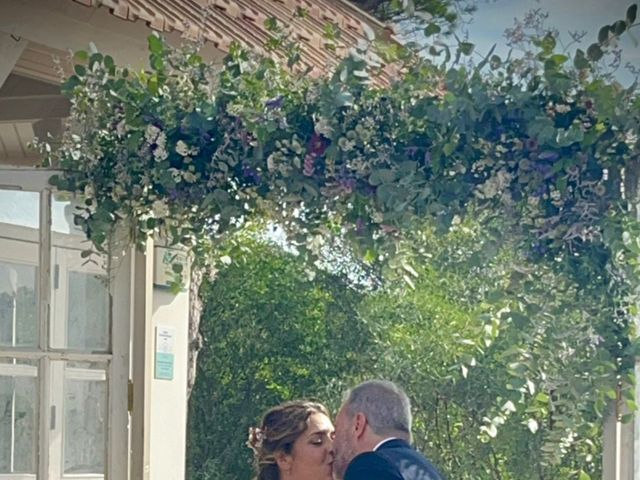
top-left (247, 400), bottom-right (329, 480)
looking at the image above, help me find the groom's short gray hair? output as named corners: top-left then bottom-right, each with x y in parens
top-left (343, 380), bottom-right (412, 440)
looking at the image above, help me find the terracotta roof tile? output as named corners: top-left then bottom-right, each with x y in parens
top-left (70, 0), bottom-right (397, 79)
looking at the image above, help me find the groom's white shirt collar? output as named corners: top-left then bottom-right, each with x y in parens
top-left (373, 437), bottom-right (398, 451)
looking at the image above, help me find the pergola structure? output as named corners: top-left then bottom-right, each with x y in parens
top-left (0, 1), bottom-right (389, 478)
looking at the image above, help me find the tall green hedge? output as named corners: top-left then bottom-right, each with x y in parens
top-left (187, 216), bottom-right (614, 479)
top-left (186, 241), bottom-right (369, 480)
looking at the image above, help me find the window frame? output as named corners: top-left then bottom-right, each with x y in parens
top-left (0, 168), bottom-right (131, 480)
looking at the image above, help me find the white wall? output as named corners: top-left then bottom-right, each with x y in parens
top-left (148, 283), bottom-right (190, 480)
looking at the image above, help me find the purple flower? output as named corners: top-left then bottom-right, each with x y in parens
top-left (532, 242), bottom-right (548, 255)
top-left (303, 155), bottom-right (315, 177)
top-left (538, 151), bottom-right (559, 162)
top-left (265, 96), bottom-right (284, 110)
top-left (533, 163), bottom-right (552, 177)
top-left (363, 184), bottom-right (377, 197)
top-left (242, 165), bottom-right (261, 184)
top-left (307, 133), bottom-right (329, 157)
top-left (525, 138), bottom-right (539, 151)
top-left (404, 147), bottom-right (418, 158)
top-left (339, 177), bottom-right (356, 193)
top-left (532, 184), bottom-right (546, 198)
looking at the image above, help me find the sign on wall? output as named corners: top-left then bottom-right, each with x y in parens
top-left (153, 245), bottom-right (188, 290)
top-left (154, 326), bottom-right (175, 380)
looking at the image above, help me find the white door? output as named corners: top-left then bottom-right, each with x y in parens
top-left (0, 169), bottom-right (130, 479)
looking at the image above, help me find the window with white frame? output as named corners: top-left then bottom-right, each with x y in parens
top-left (0, 171), bottom-right (130, 480)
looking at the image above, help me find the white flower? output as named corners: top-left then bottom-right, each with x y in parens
top-left (306, 234), bottom-right (325, 255)
top-left (476, 179), bottom-right (498, 199)
top-left (495, 169), bottom-right (513, 189)
top-left (84, 184), bottom-right (95, 198)
top-left (624, 130), bottom-right (638, 147)
top-left (338, 137), bottom-right (356, 152)
top-left (183, 171), bottom-right (198, 183)
top-left (156, 131), bottom-right (166, 149)
top-left (113, 184), bottom-right (126, 199)
top-left (168, 168), bottom-right (182, 182)
top-left (116, 120), bottom-right (127, 137)
top-left (145, 125), bottom-right (161, 143)
top-left (314, 116), bottom-right (334, 137)
top-left (152, 199), bottom-right (169, 218)
top-left (153, 144), bottom-right (168, 162)
top-left (267, 154), bottom-right (277, 173)
top-left (176, 140), bottom-right (190, 156)
top-left (175, 140), bottom-right (199, 157)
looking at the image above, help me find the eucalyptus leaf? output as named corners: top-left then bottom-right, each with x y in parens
top-left (628, 4), bottom-right (638, 23)
top-left (587, 43), bottom-right (604, 61)
top-left (459, 42), bottom-right (475, 56)
top-left (598, 25), bottom-right (611, 43)
top-left (424, 23), bottom-right (441, 37)
top-left (613, 19), bottom-right (628, 35)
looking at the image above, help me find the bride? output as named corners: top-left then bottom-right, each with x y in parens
top-left (247, 400), bottom-right (335, 480)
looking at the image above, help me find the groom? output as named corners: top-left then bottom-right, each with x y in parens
top-left (332, 380), bottom-right (444, 480)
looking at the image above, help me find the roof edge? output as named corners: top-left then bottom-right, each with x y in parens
top-left (337, 0), bottom-right (398, 40)
top-left (334, 0), bottom-right (391, 31)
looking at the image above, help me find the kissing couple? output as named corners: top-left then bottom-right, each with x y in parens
top-left (247, 380), bottom-right (444, 480)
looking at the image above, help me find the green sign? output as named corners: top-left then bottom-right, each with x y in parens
top-left (155, 352), bottom-right (174, 380)
top-left (155, 326), bottom-right (175, 380)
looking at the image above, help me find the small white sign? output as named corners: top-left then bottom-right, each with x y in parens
top-left (155, 326), bottom-right (175, 380)
top-left (153, 246), bottom-right (188, 289)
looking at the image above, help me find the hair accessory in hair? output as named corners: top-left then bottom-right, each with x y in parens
top-left (247, 426), bottom-right (264, 455)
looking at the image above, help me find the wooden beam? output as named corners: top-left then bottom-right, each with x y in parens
top-left (0, 74), bottom-right (61, 97)
top-left (0, 156), bottom-right (41, 167)
top-left (0, 32), bottom-right (27, 88)
top-left (0, 95), bottom-right (70, 122)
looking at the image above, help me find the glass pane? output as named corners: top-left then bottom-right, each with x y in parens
top-left (62, 361), bottom-right (107, 476)
top-left (66, 272), bottom-right (109, 351)
top-left (0, 190), bottom-right (40, 231)
top-left (0, 358), bottom-right (38, 475)
top-left (0, 190), bottom-right (40, 348)
top-left (51, 194), bottom-right (110, 352)
top-left (0, 262), bottom-right (38, 348)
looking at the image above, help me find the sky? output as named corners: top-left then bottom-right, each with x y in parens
top-left (465, 0), bottom-right (639, 85)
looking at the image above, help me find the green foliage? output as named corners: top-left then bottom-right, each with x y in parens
top-left (41, 13), bottom-right (640, 284)
top-left (37, 6), bottom-right (640, 478)
top-left (350, 0), bottom-right (471, 32)
top-left (186, 240), bottom-right (368, 480)
top-left (374, 216), bottom-right (618, 478)
top-left (187, 213), bottom-right (621, 479)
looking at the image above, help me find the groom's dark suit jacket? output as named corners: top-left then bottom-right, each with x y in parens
top-left (344, 439), bottom-right (444, 480)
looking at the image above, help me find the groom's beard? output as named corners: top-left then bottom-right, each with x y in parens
top-left (332, 442), bottom-right (356, 480)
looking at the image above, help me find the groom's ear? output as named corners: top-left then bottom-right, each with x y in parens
top-left (354, 412), bottom-right (367, 439)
